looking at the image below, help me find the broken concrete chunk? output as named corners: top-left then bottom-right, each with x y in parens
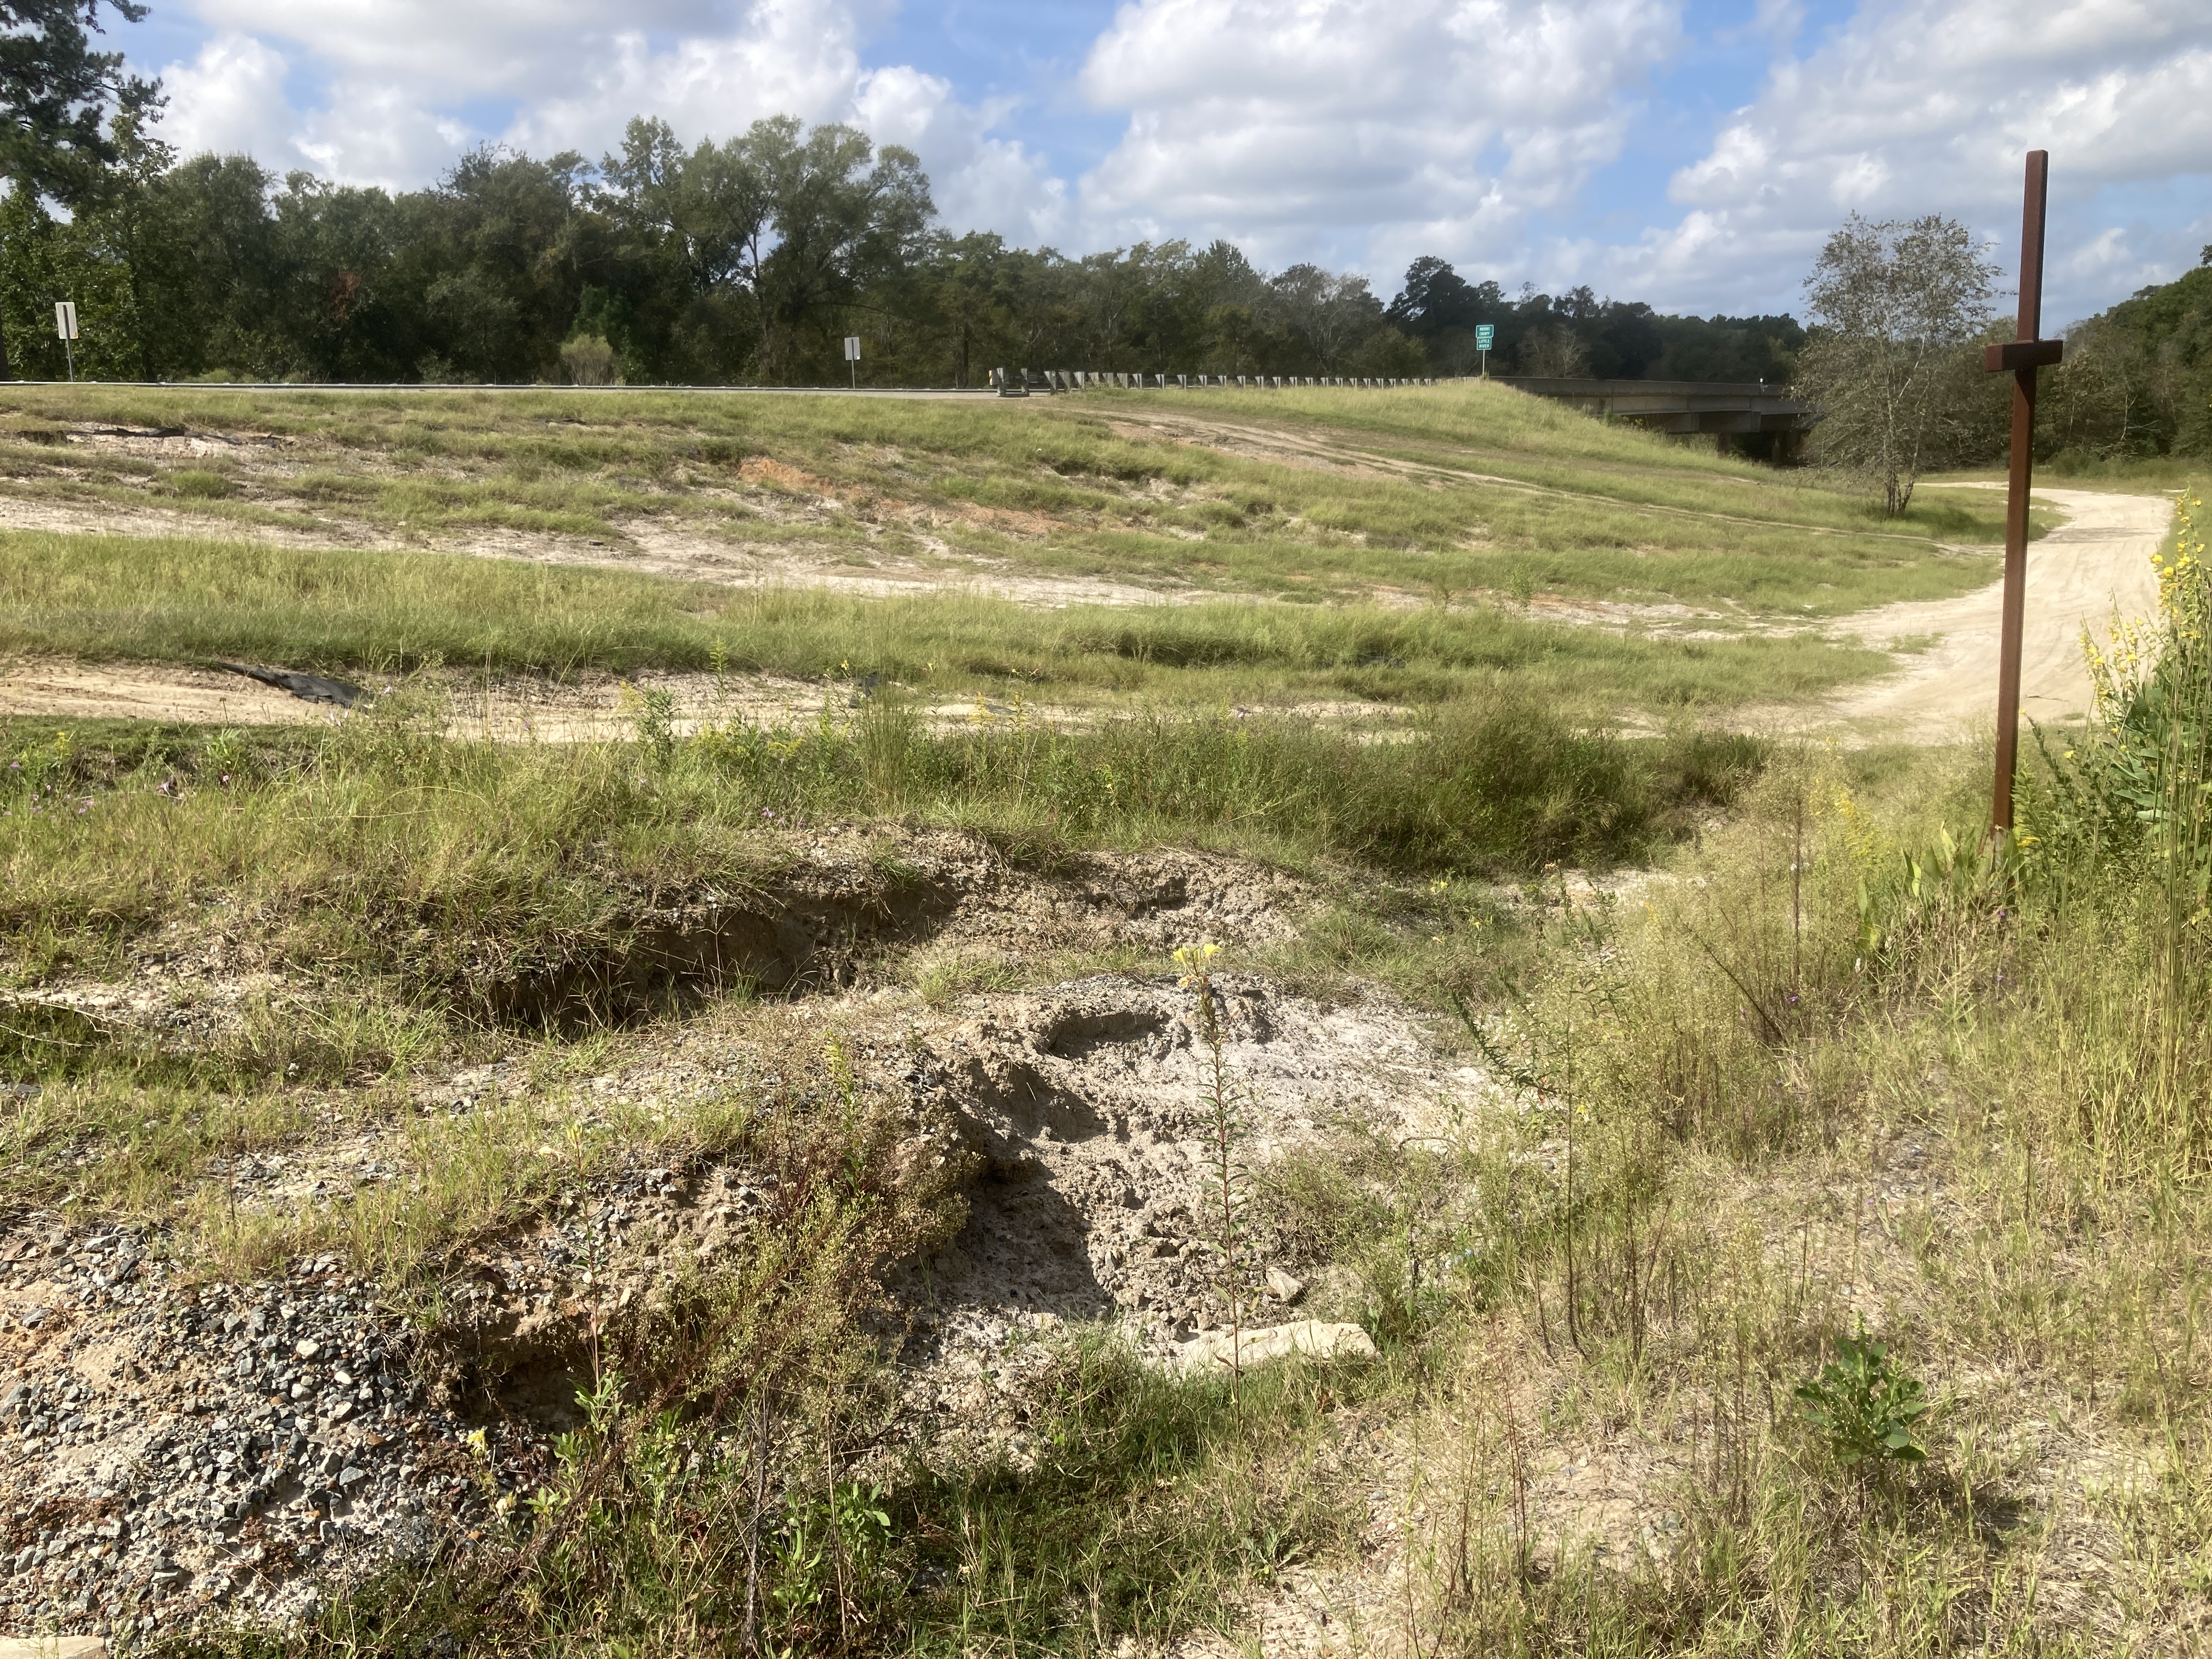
top-left (1263, 1267), bottom-right (1305, 1304)
top-left (1177, 1320), bottom-right (1377, 1373)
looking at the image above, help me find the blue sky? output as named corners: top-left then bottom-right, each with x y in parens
top-left (134, 0), bottom-right (2212, 323)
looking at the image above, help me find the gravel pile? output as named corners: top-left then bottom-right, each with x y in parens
top-left (0, 1218), bottom-right (533, 1644)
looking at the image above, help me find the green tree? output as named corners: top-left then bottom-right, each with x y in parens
top-left (2042, 260), bottom-right (2212, 462)
top-left (1791, 213), bottom-right (1997, 515)
top-left (740, 117), bottom-right (931, 381)
top-left (267, 173), bottom-right (418, 381)
top-left (596, 115), bottom-right (767, 381)
top-left (918, 231), bottom-right (1016, 386)
top-left (0, 0), bottom-right (157, 376)
top-left (1268, 263), bottom-right (1383, 373)
top-left (141, 152), bottom-right (281, 376)
top-left (74, 100), bottom-right (169, 380)
top-left (0, 185), bottom-right (137, 378)
top-left (412, 146), bottom-right (591, 381)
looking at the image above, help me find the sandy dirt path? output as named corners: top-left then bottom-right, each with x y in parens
top-left (0, 662), bottom-right (866, 736)
top-left (1817, 485), bottom-right (2172, 740)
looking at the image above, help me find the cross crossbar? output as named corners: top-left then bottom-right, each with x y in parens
top-left (1983, 339), bottom-right (2063, 373)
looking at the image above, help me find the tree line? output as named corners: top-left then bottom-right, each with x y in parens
top-left (0, 93), bottom-right (1805, 389)
top-left (2035, 253), bottom-right (2212, 464)
top-left (3, 0), bottom-right (2199, 498)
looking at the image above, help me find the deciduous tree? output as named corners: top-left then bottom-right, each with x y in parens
top-left (1792, 213), bottom-right (1997, 515)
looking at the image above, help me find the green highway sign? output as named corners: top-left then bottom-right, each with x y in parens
top-left (1475, 324), bottom-right (1495, 351)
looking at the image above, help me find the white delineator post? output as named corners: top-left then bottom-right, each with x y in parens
top-left (55, 301), bottom-right (79, 383)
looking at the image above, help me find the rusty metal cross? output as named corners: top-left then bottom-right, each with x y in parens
top-left (1984, 149), bottom-right (2064, 834)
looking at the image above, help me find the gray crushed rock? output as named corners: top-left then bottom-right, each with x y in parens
top-left (2, 946), bottom-right (1489, 1644)
top-left (0, 1225), bottom-right (521, 1645)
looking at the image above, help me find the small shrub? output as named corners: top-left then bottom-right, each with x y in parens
top-left (628, 684), bottom-right (678, 765)
top-left (1795, 1331), bottom-right (1928, 1468)
top-left (170, 467), bottom-right (233, 499)
top-left (559, 334), bottom-right (620, 386)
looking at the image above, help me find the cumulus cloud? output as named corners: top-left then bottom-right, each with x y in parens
top-left (191, 0), bottom-right (753, 98)
top-left (500, 0), bottom-right (873, 161)
top-left (854, 66), bottom-right (1070, 246)
top-left (1643, 0), bottom-right (2212, 315)
top-left (156, 33), bottom-right (298, 165)
top-left (1073, 0), bottom-right (1681, 270)
top-left (140, 0), bottom-right (2212, 316)
top-left (155, 0), bottom-right (1068, 233)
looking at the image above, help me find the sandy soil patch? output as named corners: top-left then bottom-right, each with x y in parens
top-left (0, 658), bottom-right (836, 739)
top-left (0, 661), bottom-right (342, 728)
top-left (0, 831), bottom-right (1419, 1641)
top-left (617, 518), bottom-right (1189, 608)
top-left (2, 658), bottom-right (1425, 741)
top-left (1815, 486), bottom-right (2171, 740)
top-left (0, 488), bottom-right (390, 555)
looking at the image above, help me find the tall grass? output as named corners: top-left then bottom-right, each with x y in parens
top-left (0, 529), bottom-right (1895, 708)
top-left (0, 693), bottom-right (1758, 1024)
top-left (2024, 483), bottom-right (2211, 1168)
top-left (1307, 487), bottom-right (2212, 1652)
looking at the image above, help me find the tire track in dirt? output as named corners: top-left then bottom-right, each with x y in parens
top-left (1812, 485), bottom-right (2171, 741)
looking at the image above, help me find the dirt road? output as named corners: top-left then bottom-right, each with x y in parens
top-left (1820, 485), bottom-right (2172, 740)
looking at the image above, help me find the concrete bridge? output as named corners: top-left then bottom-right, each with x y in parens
top-left (1497, 376), bottom-right (1814, 461)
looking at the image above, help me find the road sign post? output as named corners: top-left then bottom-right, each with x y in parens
top-left (1983, 151), bottom-right (2065, 837)
top-left (54, 301), bottom-right (78, 383)
top-left (1475, 323), bottom-right (1494, 379)
top-left (843, 334), bottom-right (861, 390)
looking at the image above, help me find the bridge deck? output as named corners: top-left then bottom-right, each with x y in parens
top-left (1497, 376), bottom-right (1813, 437)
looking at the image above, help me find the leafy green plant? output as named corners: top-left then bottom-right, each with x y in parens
top-left (1176, 940), bottom-right (1252, 1400)
top-left (628, 684), bottom-right (678, 765)
top-left (4, 725), bottom-right (72, 799)
top-left (1795, 1331), bottom-right (1929, 1467)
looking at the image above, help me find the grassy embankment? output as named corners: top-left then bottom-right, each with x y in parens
top-left (8, 390), bottom-right (2183, 1657)
top-left (2, 379), bottom-right (1888, 1258)
top-left (122, 492), bottom-right (2192, 1659)
top-left (0, 380), bottom-right (2019, 629)
top-left (2, 380), bottom-right (1944, 1053)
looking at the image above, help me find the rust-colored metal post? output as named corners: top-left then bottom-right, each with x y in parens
top-left (1985, 150), bottom-right (2063, 834)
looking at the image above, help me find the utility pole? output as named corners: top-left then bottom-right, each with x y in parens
top-left (1983, 150), bottom-right (2065, 836)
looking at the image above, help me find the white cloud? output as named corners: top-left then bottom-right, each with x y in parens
top-left (853, 67), bottom-right (1069, 246)
top-left (286, 82), bottom-right (479, 185)
top-left (1073, 0), bottom-right (1682, 269)
top-left (140, 0), bottom-right (2212, 318)
top-left (500, 0), bottom-right (872, 161)
top-left (191, 0), bottom-right (742, 97)
top-left (155, 0), bottom-right (1068, 234)
top-left (1645, 0), bottom-right (2212, 315)
top-left (157, 34), bottom-right (297, 164)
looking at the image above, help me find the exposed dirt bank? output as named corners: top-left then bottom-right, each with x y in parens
top-left (0, 831), bottom-right (1474, 1645)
